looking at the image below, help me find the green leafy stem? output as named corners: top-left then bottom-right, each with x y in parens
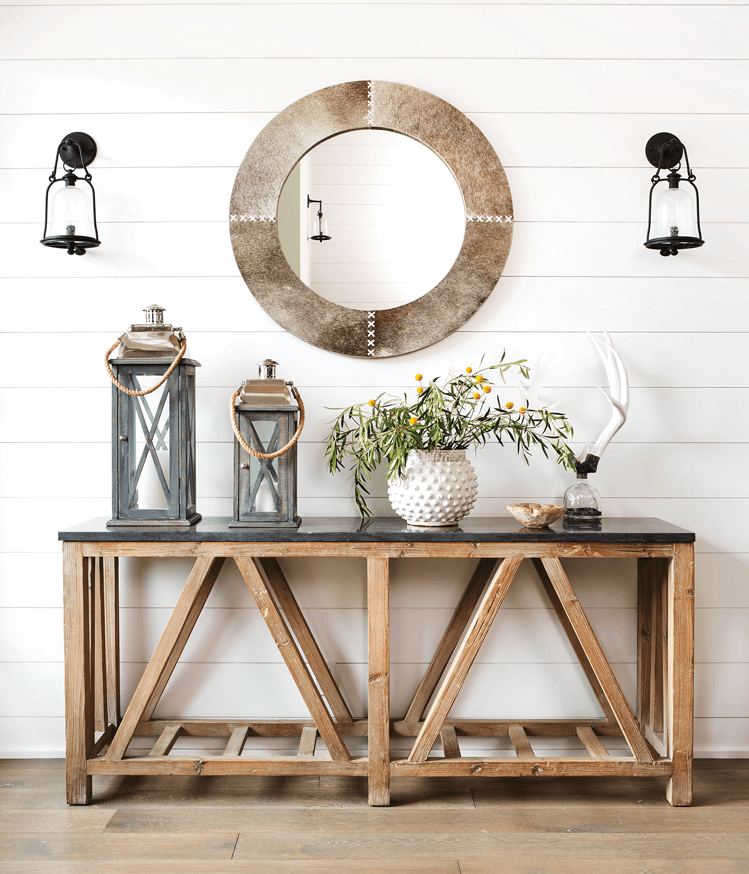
top-left (325, 356), bottom-right (576, 517)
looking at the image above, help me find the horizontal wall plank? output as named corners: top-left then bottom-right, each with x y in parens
top-left (1, 221), bottom-right (743, 279)
top-left (13, 166), bottom-right (742, 224)
top-left (1, 6), bottom-right (744, 61)
top-left (2, 278), bottom-right (748, 335)
top-left (1, 330), bottom-right (746, 390)
top-left (3, 113), bottom-right (748, 171)
top-left (1, 60), bottom-right (747, 115)
top-left (1, 440), bottom-right (747, 502)
top-left (4, 384), bottom-right (745, 446)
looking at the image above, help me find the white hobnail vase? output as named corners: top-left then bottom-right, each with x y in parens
top-left (387, 449), bottom-right (478, 527)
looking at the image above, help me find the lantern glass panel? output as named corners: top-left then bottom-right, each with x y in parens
top-left (247, 419), bottom-right (282, 513)
top-left (129, 375), bottom-right (171, 511)
top-left (48, 182), bottom-right (96, 239)
top-left (652, 185), bottom-right (698, 240)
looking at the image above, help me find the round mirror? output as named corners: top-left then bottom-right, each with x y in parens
top-left (277, 131), bottom-right (465, 312)
top-left (230, 81), bottom-right (513, 358)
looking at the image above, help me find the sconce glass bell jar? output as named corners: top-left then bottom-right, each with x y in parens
top-left (41, 132), bottom-right (100, 256)
top-left (644, 132), bottom-right (703, 257)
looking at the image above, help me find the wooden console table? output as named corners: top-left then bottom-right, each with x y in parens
top-left (59, 517), bottom-right (695, 807)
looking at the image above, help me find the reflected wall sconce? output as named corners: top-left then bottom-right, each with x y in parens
top-left (644, 132), bottom-right (703, 257)
top-left (307, 195), bottom-right (331, 242)
top-left (41, 132), bottom-right (100, 256)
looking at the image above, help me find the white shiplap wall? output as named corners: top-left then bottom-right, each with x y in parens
top-left (1, 1), bottom-right (748, 758)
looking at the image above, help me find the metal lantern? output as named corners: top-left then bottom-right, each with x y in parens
top-left (229, 360), bottom-right (304, 528)
top-left (41, 132), bottom-right (100, 256)
top-left (644, 132), bottom-right (703, 257)
top-left (106, 305), bottom-right (201, 527)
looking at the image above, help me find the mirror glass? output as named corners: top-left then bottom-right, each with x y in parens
top-left (277, 130), bottom-right (465, 311)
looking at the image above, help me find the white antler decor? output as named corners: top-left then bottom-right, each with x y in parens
top-left (576, 331), bottom-right (629, 472)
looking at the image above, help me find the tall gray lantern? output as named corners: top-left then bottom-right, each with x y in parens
top-left (229, 360), bottom-right (304, 528)
top-left (105, 305), bottom-right (201, 528)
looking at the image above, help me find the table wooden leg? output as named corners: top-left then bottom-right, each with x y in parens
top-left (103, 556), bottom-right (121, 728)
top-left (666, 542), bottom-right (695, 806)
top-left (63, 543), bottom-right (93, 805)
top-left (367, 557), bottom-right (390, 806)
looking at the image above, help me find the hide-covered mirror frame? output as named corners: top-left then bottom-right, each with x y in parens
top-left (230, 80), bottom-right (513, 358)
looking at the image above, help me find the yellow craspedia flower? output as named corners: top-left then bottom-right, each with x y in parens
top-left (466, 366), bottom-right (473, 374)
top-left (473, 392), bottom-right (480, 400)
top-left (409, 416), bottom-right (418, 425)
top-left (475, 374), bottom-right (484, 383)
top-left (505, 401), bottom-right (514, 409)
top-left (416, 386), bottom-right (424, 394)
top-left (519, 406), bottom-right (527, 413)
top-left (415, 373), bottom-right (423, 381)
top-left (484, 385), bottom-right (492, 393)
top-left (368, 399), bottom-right (375, 407)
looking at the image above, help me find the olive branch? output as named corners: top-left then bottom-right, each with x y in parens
top-left (326, 356), bottom-right (576, 517)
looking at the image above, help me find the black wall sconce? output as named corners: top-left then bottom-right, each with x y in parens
top-left (307, 195), bottom-right (331, 242)
top-left (41, 132), bottom-right (100, 256)
top-left (644, 132), bottom-right (703, 257)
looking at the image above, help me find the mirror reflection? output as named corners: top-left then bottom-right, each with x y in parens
top-left (278, 130), bottom-right (465, 311)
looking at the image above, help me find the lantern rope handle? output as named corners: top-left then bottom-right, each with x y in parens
top-left (229, 385), bottom-right (305, 460)
top-left (104, 337), bottom-right (187, 396)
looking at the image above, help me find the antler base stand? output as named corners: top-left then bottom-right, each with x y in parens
top-left (59, 516), bottom-right (694, 807)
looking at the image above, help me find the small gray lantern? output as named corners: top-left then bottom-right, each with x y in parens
top-left (105, 305), bottom-right (201, 527)
top-left (229, 360), bottom-right (304, 528)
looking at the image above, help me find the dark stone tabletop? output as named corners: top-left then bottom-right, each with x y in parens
top-left (59, 517), bottom-right (695, 543)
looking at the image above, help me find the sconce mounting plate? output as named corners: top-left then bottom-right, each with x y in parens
top-left (58, 132), bottom-right (97, 169)
top-left (646, 132), bottom-right (683, 170)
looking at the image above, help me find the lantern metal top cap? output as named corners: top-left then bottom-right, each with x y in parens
top-left (258, 359), bottom-right (279, 379)
top-left (144, 304), bottom-right (166, 325)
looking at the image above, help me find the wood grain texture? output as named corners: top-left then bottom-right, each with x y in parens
top-left (0, 833), bottom-right (239, 863)
top-left (148, 724), bottom-right (182, 758)
top-left (508, 725), bottom-right (535, 758)
top-left (0, 863), bottom-right (460, 874)
top-left (440, 727), bottom-right (461, 759)
top-left (367, 557), bottom-right (390, 806)
top-left (667, 542), bottom-right (695, 807)
top-left (297, 727), bottom-right (317, 758)
top-left (259, 558), bottom-right (353, 724)
top-left (577, 726), bottom-right (611, 759)
top-left (408, 557), bottom-right (522, 763)
top-left (103, 557), bottom-right (121, 727)
top-left (404, 558), bottom-right (497, 723)
top-left (80, 542), bottom-right (677, 560)
top-left (63, 544), bottom-right (92, 805)
top-left (236, 558), bottom-right (350, 763)
top-left (223, 726), bottom-right (250, 757)
top-left (102, 805), bottom-right (749, 836)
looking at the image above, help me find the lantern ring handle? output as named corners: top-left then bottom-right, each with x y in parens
top-left (104, 337), bottom-right (187, 396)
top-left (229, 385), bottom-right (305, 460)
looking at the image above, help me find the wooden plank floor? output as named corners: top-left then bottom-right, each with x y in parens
top-left (0, 759), bottom-right (748, 873)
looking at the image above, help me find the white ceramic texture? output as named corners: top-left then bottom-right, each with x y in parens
top-left (388, 449), bottom-right (478, 527)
